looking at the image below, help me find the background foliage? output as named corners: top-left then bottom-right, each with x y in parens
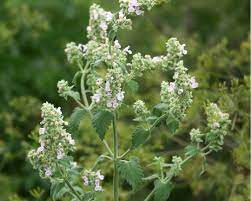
top-left (0, 0), bottom-right (249, 201)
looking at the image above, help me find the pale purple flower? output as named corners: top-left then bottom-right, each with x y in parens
top-left (96, 170), bottom-right (104, 180)
top-left (57, 148), bottom-right (65, 160)
top-left (105, 12), bottom-right (113, 21)
top-left (82, 176), bottom-right (89, 186)
top-left (105, 81), bottom-right (111, 93)
top-left (100, 21), bottom-right (108, 31)
top-left (167, 82), bottom-right (176, 93)
top-left (107, 99), bottom-right (118, 109)
top-left (95, 185), bottom-right (103, 192)
top-left (92, 92), bottom-right (102, 103)
top-left (190, 76), bottom-right (198, 88)
top-left (116, 91), bottom-right (125, 101)
top-left (44, 167), bottom-right (52, 177)
top-left (128, 0), bottom-right (143, 15)
top-left (36, 141), bottom-right (45, 154)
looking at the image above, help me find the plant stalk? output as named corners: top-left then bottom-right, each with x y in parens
top-left (112, 112), bottom-right (119, 201)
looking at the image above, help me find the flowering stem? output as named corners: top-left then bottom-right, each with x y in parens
top-left (80, 62), bottom-right (90, 107)
top-left (64, 179), bottom-right (82, 201)
top-left (112, 112), bottom-right (119, 201)
top-left (57, 163), bottom-right (82, 201)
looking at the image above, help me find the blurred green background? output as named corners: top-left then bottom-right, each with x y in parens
top-left (0, 0), bottom-right (250, 201)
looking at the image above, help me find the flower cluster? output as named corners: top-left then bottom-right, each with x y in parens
top-left (57, 80), bottom-right (80, 100)
top-left (87, 4), bottom-right (114, 41)
top-left (28, 102), bottom-right (75, 178)
top-left (119, 0), bottom-right (166, 16)
top-left (133, 100), bottom-right (150, 117)
top-left (91, 68), bottom-right (125, 109)
top-left (189, 103), bottom-right (230, 152)
top-left (169, 156), bottom-right (183, 176)
top-left (189, 128), bottom-right (203, 143)
top-left (64, 42), bottom-right (86, 65)
top-left (82, 170), bottom-right (104, 192)
top-left (160, 61), bottom-right (198, 120)
top-left (128, 38), bottom-right (189, 78)
top-left (205, 103), bottom-right (230, 151)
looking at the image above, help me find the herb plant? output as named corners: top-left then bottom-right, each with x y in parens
top-left (27, 1), bottom-right (231, 201)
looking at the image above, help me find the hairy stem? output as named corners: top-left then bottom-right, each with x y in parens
top-left (144, 188), bottom-right (155, 201)
top-left (64, 179), bottom-right (82, 201)
top-left (112, 112), bottom-right (119, 201)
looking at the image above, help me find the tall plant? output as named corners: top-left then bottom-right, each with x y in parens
top-left (27, 1), bottom-right (231, 200)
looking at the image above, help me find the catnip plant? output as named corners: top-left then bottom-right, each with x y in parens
top-left (27, 1), bottom-right (231, 201)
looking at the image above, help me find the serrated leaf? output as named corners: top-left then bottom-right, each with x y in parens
top-left (50, 181), bottom-right (66, 201)
top-left (92, 110), bottom-right (113, 140)
top-left (118, 157), bottom-right (144, 190)
top-left (185, 145), bottom-right (201, 157)
top-left (126, 80), bottom-right (139, 94)
top-left (166, 116), bottom-right (179, 134)
top-left (132, 127), bottom-right (150, 149)
top-left (68, 107), bottom-right (86, 133)
top-left (154, 180), bottom-right (173, 201)
top-left (153, 103), bottom-right (168, 117)
top-left (72, 71), bottom-right (81, 85)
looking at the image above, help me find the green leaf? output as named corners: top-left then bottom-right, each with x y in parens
top-left (154, 180), bottom-right (173, 201)
top-left (153, 103), bottom-right (168, 117)
top-left (50, 181), bottom-right (66, 201)
top-left (92, 109), bottom-right (113, 140)
top-left (132, 127), bottom-right (150, 148)
top-left (166, 116), bottom-right (179, 134)
top-left (126, 80), bottom-right (139, 94)
top-left (118, 157), bottom-right (144, 190)
top-left (72, 71), bottom-right (82, 85)
top-left (68, 107), bottom-right (86, 133)
top-left (185, 145), bottom-right (201, 157)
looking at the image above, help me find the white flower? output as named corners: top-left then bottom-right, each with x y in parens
top-left (78, 44), bottom-right (87, 53)
top-left (95, 185), bottom-right (103, 192)
top-left (123, 46), bottom-right (132, 54)
top-left (100, 21), bottom-right (108, 31)
top-left (105, 12), bottom-right (113, 21)
top-left (44, 167), bottom-right (52, 177)
top-left (87, 26), bottom-right (92, 32)
top-left (178, 44), bottom-right (187, 56)
top-left (39, 128), bottom-right (45, 135)
top-left (167, 82), bottom-right (176, 93)
top-left (96, 170), bottom-right (104, 180)
top-left (116, 91), bottom-right (125, 101)
top-left (152, 56), bottom-right (162, 63)
top-left (114, 40), bottom-right (121, 49)
top-left (119, 11), bottom-right (125, 19)
top-left (178, 88), bottom-right (184, 95)
top-left (212, 122), bottom-right (220, 128)
top-left (190, 76), bottom-right (198, 88)
top-left (128, 0), bottom-right (143, 15)
top-left (96, 78), bottom-right (103, 86)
